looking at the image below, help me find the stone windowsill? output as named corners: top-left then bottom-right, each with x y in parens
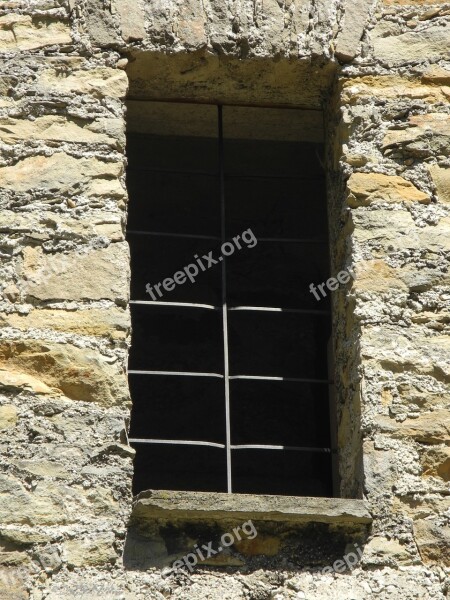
top-left (131, 490), bottom-right (372, 526)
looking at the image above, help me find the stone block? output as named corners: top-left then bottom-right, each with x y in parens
top-left (0, 116), bottom-right (124, 149)
top-left (340, 75), bottom-right (449, 104)
top-left (0, 15), bottom-right (71, 51)
top-left (0, 568), bottom-right (28, 600)
top-left (421, 446), bottom-right (450, 481)
top-left (428, 165), bottom-right (450, 204)
top-left (21, 243), bottom-right (129, 304)
top-left (0, 405), bottom-right (18, 430)
top-left (64, 533), bottom-right (116, 567)
top-left (413, 519), bottom-right (450, 566)
top-left (36, 66), bottom-right (128, 99)
top-left (116, 0), bottom-right (146, 42)
top-left (0, 153), bottom-right (125, 199)
top-left (0, 339), bottom-right (129, 406)
top-left (363, 536), bottom-right (412, 566)
top-left (334, 0), bottom-right (374, 62)
top-left (0, 308), bottom-right (129, 341)
top-left (372, 24), bottom-right (449, 65)
top-left (346, 173), bottom-right (430, 207)
top-left (376, 411), bottom-right (450, 444)
top-left (383, 113), bottom-right (450, 158)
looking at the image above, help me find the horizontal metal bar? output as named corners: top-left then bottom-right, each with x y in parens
top-left (230, 444), bottom-right (331, 453)
top-left (128, 438), bottom-right (331, 453)
top-left (228, 306), bottom-right (330, 315)
top-left (127, 167), bottom-right (218, 177)
top-left (127, 230), bottom-right (221, 241)
top-left (130, 300), bottom-right (218, 310)
top-left (129, 438), bottom-right (225, 449)
top-left (258, 237), bottom-right (327, 244)
top-left (127, 167), bottom-right (323, 182)
top-left (229, 375), bottom-right (333, 384)
top-left (128, 370), bottom-right (224, 378)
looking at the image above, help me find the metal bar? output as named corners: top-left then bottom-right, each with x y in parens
top-left (127, 167), bottom-right (323, 181)
top-left (127, 167), bottom-right (219, 177)
top-left (228, 306), bottom-right (330, 315)
top-left (128, 370), bottom-right (224, 378)
top-left (130, 300), bottom-right (218, 310)
top-left (257, 237), bottom-right (327, 244)
top-left (129, 438), bottom-right (225, 449)
top-left (229, 375), bottom-right (332, 384)
top-left (127, 230), bottom-right (221, 241)
top-left (219, 104), bottom-right (233, 494)
top-left (230, 444), bottom-right (331, 453)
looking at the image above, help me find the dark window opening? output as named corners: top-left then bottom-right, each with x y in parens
top-left (127, 103), bottom-right (334, 497)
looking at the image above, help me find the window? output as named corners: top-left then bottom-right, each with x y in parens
top-left (127, 102), bottom-right (334, 497)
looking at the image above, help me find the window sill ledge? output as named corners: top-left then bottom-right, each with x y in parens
top-left (131, 490), bottom-right (372, 526)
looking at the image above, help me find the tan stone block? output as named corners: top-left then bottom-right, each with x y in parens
top-left (428, 165), bottom-right (450, 204)
top-left (384, 0), bottom-right (448, 4)
top-left (0, 15), bottom-right (71, 51)
top-left (413, 519), bottom-right (450, 566)
top-left (382, 113), bottom-right (450, 152)
top-left (353, 260), bottom-right (408, 292)
top-left (0, 339), bottom-right (129, 406)
top-left (0, 307), bottom-right (129, 340)
top-left (11, 460), bottom-right (69, 479)
top-left (0, 116), bottom-right (124, 148)
top-left (0, 405), bottom-right (17, 430)
top-left (36, 66), bottom-right (128, 98)
top-left (376, 411), bottom-right (450, 444)
top-left (340, 75), bottom-right (449, 104)
top-left (421, 446), bottom-right (450, 481)
top-left (0, 370), bottom-right (55, 395)
top-left (363, 536), bottom-right (412, 566)
top-left (21, 243), bottom-right (129, 304)
top-left (372, 24), bottom-right (449, 64)
top-left (0, 568), bottom-right (27, 600)
top-left (0, 152), bottom-right (125, 198)
top-left (346, 173), bottom-right (430, 207)
top-left (64, 533), bottom-right (116, 567)
top-left (116, 0), bottom-right (146, 42)
top-left (422, 65), bottom-right (450, 85)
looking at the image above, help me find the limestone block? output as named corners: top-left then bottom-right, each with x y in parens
top-left (0, 339), bottom-right (129, 406)
top-left (36, 66), bottom-right (128, 99)
top-left (0, 153), bottom-right (125, 200)
top-left (11, 460), bottom-right (69, 480)
top-left (64, 533), bottom-right (116, 567)
top-left (0, 116), bottom-right (124, 148)
top-left (0, 568), bottom-right (28, 600)
top-left (116, 0), bottom-right (146, 42)
top-left (346, 173), bottom-right (430, 207)
top-left (0, 370), bottom-right (55, 396)
top-left (376, 411), bottom-right (450, 444)
top-left (340, 75), bottom-right (450, 104)
top-left (422, 65), bottom-right (450, 85)
top-left (0, 475), bottom-right (69, 526)
top-left (413, 519), bottom-right (450, 565)
top-left (353, 260), bottom-right (408, 292)
top-left (0, 308), bottom-right (129, 341)
top-left (85, 0), bottom-right (121, 47)
top-left (173, 0), bottom-right (208, 49)
top-left (428, 165), bottom-right (450, 204)
top-left (0, 405), bottom-right (17, 430)
top-left (383, 113), bottom-right (450, 157)
top-left (363, 536), bottom-right (412, 566)
top-left (421, 446), bottom-right (450, 481)
top-left (21, 243), bottom-right (129, 304)
top-left (334, 0), bottom-right (374, 62)
top-left (372, 24), bottom-right (449, 64)
top-left (0, 15), bottom-right (71, 51)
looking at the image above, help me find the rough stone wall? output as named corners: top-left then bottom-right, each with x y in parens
top-left (0, 0), bottom-right (448, 599)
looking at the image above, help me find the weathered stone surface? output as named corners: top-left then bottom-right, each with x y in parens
top-left (353, 260), bottom-right (408, 292)
top-left (0, 370), bottom-right (55, 395)
top-left (428, 165), bottom-right (450, 204)
top-left (117, 0), bottom-right (146, 42)
top-left (36, 66), bottom-right (128, 99)
top-left (383, 113), bottom-right (450, 157)
top-left (414, 519), bottom-right (450, 566)
top-left (334, 0), bottom-right (374, 63)
top-left (346, 173), bottom-right (430, 207)
top-left (21, 243), bottom-right (129, 304)
top-left (64, 533), bottom-right (116, 567)
top-left (0, 405), bottom-right (18, 430)
top-left (421, 446), bottom-right (450, 481)
top-left (0, 15), bottom-right (71, 51)
top-left (372, 24), bottom-right (449, 64)
top-left (363, 536), bottom-right (412, 566)
top-left (376, 411), bottom-right (450, 444)
top-left (422, 65), bottom-right (450, 85)
top-left (85, 0), bottom-right (121, 47)
top-left (0, 116), bottom-right (124, 148)
top-left (0, 153), bottom-right (125, 199)
top-left (0, 568), bottom-right (28, 600)
top-left (12, 459), bottom-right (69, 479)
top-left (0, 308), bottom-right (129, 341)
top-left (0, 340), bottom-right (129, 406)
top-left (340, 75), bottom-right (450, 104)
top-left (132, 490), bottom-right (372, 524)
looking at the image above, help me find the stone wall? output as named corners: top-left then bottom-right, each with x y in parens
top-left (0, 0), bottom-right (448, 599)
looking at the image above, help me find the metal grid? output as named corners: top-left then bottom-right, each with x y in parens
top-left (127, 105), bottom-right (332, 494)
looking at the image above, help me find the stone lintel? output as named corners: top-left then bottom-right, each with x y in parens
top-left (132, 490), bottom-right (372, 525)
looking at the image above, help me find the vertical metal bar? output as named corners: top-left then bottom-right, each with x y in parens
top-left (218, 105), bottom-right (232, 493)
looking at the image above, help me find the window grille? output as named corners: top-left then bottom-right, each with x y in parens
top-left (127, 103), bottom-right (334, 496)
